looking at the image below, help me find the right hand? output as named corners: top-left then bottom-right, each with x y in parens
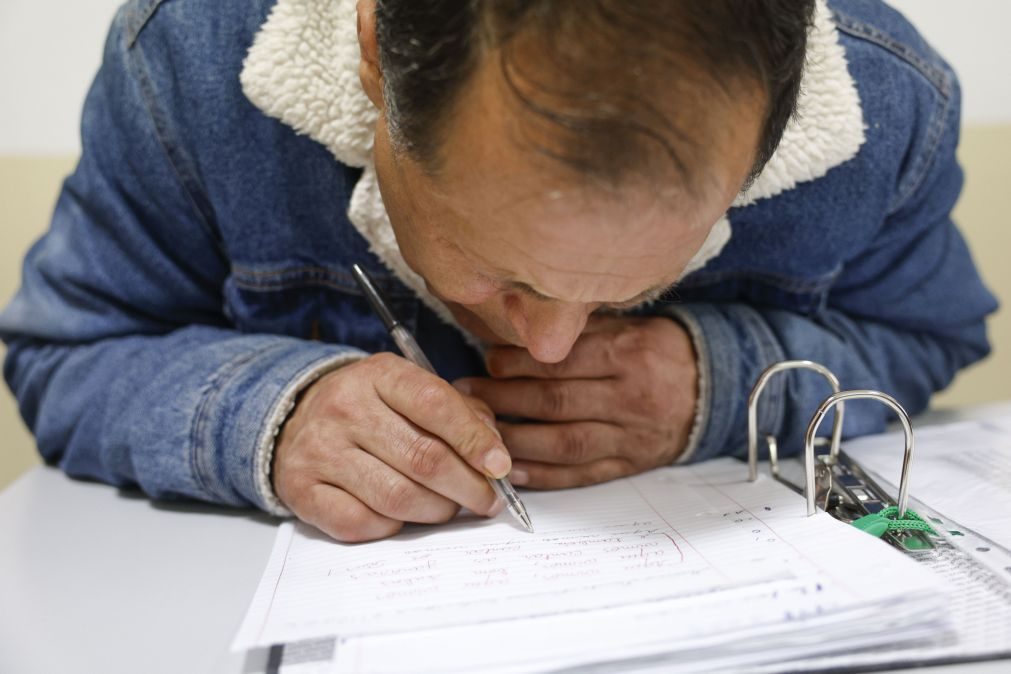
top-left (271, 352), bottom-right (511, 542)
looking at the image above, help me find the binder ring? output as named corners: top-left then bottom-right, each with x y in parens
top-left (804, 390), bottom-right (914, 518)
top-left (748, 360), bottom-right (844, 482)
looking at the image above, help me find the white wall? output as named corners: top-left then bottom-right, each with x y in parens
top-left (0, 0), bottom-right (1010, 156)
top-left (888, 0), bottom-right (1011, 126)
top-left (0, 0), bottom-right (123, 155)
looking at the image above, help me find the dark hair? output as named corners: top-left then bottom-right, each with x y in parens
top-left (374, 0), bottom-right (815, 189)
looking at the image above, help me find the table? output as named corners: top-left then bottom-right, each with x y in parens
top-left (2, 401), bottom-right (1010, 674)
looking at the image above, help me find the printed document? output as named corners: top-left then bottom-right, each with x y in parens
top-left (233, 459), bottom-right (947, 672)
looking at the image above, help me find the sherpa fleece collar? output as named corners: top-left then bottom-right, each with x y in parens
top-left (240, 0), bottom-right (865, 333)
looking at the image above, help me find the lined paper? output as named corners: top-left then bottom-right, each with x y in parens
top-left (233, 459), bottom-right (942, 653)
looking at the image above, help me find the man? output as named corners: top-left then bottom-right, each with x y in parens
top-left (0, 0), bottom-right (996, 542)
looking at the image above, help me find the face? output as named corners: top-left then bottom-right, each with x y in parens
top-left (361, 13), bottom-right (765, 363)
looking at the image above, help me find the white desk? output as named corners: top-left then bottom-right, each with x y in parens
top-left (2, 402), bottom-right (1009, 674)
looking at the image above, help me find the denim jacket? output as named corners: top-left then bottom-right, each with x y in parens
top-left (0, 0), bottom-right (996, 514)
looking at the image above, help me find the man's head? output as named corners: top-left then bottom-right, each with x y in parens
top-left (357, 0), bottom-right (814, 362)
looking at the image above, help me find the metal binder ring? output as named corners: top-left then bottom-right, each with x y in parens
top-left (804, 390), bottom-right (915, 518)
top-left (747, 360), bottom-right (844, 482)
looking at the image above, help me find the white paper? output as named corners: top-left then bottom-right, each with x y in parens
top-left (844, 417), bottom-right (1011, 547)
top-left (233, 458), bottom-right (943, 660)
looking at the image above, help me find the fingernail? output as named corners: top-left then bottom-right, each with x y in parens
top-left (488, 498), bottom-right (506, 517)
top-left (453, 380), bottom-right (472, 395)
top-left (483, 446), bottom-right (512, 478)
top-left (510, 469), bottom-right (529, 486)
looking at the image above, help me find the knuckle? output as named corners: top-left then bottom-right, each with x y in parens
top-left (413, 381), bottom-right (450, 411)
top-left (331, 505), bottom-right (381, 543)
top-left (560, 426), bottom-right (590, 463)
top-left (542, 383), bottom-right (570, 418)
top-left (403, 433), bottom-right (447, 479)
top-left (380, 479), bottom-right (416, 518)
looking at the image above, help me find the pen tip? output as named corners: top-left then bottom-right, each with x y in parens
top-left (520, 512), bottom-right (534, 534)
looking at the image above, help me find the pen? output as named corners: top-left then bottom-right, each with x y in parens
top-left (351, 263), bottom-right (534, 533)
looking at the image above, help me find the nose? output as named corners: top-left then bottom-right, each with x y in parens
top-left (511, 300), bottom-right (589, 364)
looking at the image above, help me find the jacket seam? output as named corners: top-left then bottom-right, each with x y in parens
top-left (890, 90), bottom-right (952, 214)
top-left (230, 265), bottom-right (417, 297)
top-left (831, 9), bottom-right (956, 215)
top-left (123, 0), bottom-right (166, 48)
top-left (122, 25), bottom-right (225, 256)
top-left (188, 342), bottom-right (286, 498)
top-left (831, 9), bottom-right (952, 97)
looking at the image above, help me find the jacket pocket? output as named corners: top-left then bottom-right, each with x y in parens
top-left (224, 262), bottom-right (420, 352)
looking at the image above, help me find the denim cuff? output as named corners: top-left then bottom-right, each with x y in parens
top-left (661, 303), bottom-right (787, 463)
top-left (191, 339), bottom-right (366, 514)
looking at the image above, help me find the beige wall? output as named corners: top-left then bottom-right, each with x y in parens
top-left (1, 127), bottom-right (1010, 489)
top-left (0, 157), bottom-right (77, 489)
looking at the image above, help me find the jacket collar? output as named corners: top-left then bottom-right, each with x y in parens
top-left (240, 0), bottom-right (864, 329)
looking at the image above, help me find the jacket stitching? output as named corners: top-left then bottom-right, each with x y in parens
top-left (188, 342), bottom-right (285, 498)
top-left (230, 265), bottom-right (417, 297)
top-left (832, 10), bottom-right (952, 97)
top-left (123, 0), bottom-right (167, 48)
top-left (891, 90), bottom-right (952, 214)
top-left (123, 21), bottom-right (226, 257)
top-left (831, 9), bottom-right (956, 215)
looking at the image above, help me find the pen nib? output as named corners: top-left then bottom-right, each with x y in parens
top-left (517, 507), bottom-right (535, 534)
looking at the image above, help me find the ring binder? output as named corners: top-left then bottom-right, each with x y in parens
top-left (746, 361), bottom-right (935, 552)
top-left (747, 360), bottom-right (844, 483)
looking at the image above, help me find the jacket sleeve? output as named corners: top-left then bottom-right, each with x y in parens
top-left (0, 8), bottom-right (364, 513)
top-left (662, 76), bottom-right (997, 462)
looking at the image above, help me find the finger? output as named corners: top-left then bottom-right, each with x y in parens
top-left (374, 357), bottom-right (511, 478)
top-left (585, 312), bottom-right (632, 329)
top-left (460, 394), bottom-right (497, 428)
top-left (326, 448), bottom-right (461, 524)
top-left (298, 483), bottom-right (403, 543)
top-left (498, 420), bottom-right (623, 465)
top-left (484, 330), bottom-right (620, 380)
top-left (459, 377), bottom-right (619, 422)
top-left (509, 457), bottom-right (636, 490)
top-left (356, 411), bottom-right (501, 517)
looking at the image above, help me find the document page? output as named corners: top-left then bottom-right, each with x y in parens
top-left (844, 416), bottom-right (1011, 548)
top-left (233, 458), bottom-right (941, 653)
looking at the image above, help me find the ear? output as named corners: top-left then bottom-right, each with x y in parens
top-left (357, 0), bottom-right (384, 110)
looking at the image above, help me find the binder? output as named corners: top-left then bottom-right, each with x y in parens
top-left (746, 360), bottom-right (937, 553)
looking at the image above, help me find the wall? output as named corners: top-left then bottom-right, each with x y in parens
top-left (1, 1), bottom-right (1009, 488)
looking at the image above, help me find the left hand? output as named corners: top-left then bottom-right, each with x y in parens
top-left (454, 314), bottom-right (698, 489)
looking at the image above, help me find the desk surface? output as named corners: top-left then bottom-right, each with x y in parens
top-left (2, 401), bottom-right (1010, 674)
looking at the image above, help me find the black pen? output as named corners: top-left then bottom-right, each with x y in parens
top-left (351, 263), bottom-right (534, 533)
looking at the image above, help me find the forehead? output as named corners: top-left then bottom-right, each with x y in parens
top-left (411, 44), bottom-right (763, 302)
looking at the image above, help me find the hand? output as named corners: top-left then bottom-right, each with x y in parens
top-left (455, 315), bottom-right (697, 489)
top-left (272, 353), bottom-right (509, 542)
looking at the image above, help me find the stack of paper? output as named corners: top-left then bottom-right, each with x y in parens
top-left (233, 459), bottom-right (949, 673)
top-left (753, 416), bottom-right (1011, 672)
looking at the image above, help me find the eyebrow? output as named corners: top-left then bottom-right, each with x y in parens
top-left (504, 280), bottom-right (675, 307)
